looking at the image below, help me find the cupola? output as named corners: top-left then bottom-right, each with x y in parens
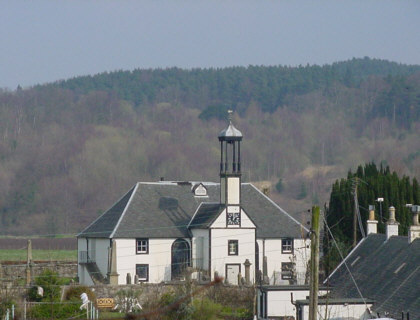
top-left (218, 110), bottom-right (242, 174)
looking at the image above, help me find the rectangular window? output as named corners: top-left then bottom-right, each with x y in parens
top-left (228, 240), bottom-right (238, 255)
top-left (281, 262), bottom-right (294, 280)
top-left (281, 238), bottom-right (293, 254)
top-left (136, 239), bottom-right (149, 254)
top-left (136, 264), bottom-right (149, 282)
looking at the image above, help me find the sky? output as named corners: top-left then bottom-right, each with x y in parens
top-left (1, 0), bottom-right (420, 89)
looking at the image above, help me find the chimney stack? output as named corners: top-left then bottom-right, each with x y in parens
top-left (366, 205), bottom-right (378, 235)
top-left (386, 206), bottom-right (399, 239)
top-left (408, 205), bottom-right (420, 243)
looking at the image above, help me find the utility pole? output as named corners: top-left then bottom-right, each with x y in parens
top-left (352, 178), bottom-right (366, 247)
top-left (309, 206), bottom-right (320, 320)
top-left (352, 181), bottom-right (358, 248)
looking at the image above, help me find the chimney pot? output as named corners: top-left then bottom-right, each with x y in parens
top-left (386, 206), bottom-right (399, 239)
top-left (389, 206), bottom-right (396, 222)
top-left (367, 207), bottom-right (378, 235)
top-left (408, 205), bottom-right (420, 243)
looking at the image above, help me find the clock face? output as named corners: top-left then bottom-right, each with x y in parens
top-left (227, 212), bottom-right (240, 225)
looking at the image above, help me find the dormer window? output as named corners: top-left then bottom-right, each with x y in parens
top-left (193, 183), bottom-right (207, 197)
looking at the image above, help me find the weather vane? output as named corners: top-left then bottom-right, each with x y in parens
top-left (228, 109), bottom-right (233, 122)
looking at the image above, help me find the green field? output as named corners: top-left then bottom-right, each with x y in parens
top-left (0, 249), bottom-right (77, 261)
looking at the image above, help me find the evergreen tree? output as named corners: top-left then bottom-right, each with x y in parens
top-left (327, 162), bottom-right (416, 246)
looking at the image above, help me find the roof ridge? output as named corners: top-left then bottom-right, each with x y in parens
top-left (110, 182), bottom-right (140, 238)
top-left (187, 202), bottom-right (205, 229)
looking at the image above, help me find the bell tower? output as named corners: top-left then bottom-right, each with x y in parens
top-left (218, 111), bottom-right (242, 226)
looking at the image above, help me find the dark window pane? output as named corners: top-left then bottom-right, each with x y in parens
top-left (136, 264), bottom-right (148, 281)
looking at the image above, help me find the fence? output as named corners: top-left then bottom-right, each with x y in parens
top-left (79, 250), bottom-right (96, 263)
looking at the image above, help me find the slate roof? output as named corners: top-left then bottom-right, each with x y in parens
top-left (188, 203), bottom-right (225, 228)
top-left (327, 233), bottom-right (420, 319)
top-left (78, 186), bottom-right (135, 238)
top-left (78, 181), bottom-right (309, 239)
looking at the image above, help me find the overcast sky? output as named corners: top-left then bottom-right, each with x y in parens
top-left (1, 0), bottom-right (420, 89)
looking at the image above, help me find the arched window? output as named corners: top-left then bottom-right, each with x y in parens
top-left (171, 239), bottom-right (191, 280)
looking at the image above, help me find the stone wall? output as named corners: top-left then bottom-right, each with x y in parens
top-left (89, 282), bottom-right (254, 310)
top-left (0, 261), bottom-right (77, 283)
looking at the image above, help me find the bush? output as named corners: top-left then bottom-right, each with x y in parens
top-left (275, 178), bottom-right (283, 193)
top-left (27, 269), bottom-right (87, 319)
top-left (0, 297), bottom-right (15, 318)
top-left (191, 298), bottom-right (223, 320)
top-left (64, 285), bottom-right (96, 303)
top-left (30, 269), bottom-right (63, 302)
top-left (28, 302), bottom-right (81, 320)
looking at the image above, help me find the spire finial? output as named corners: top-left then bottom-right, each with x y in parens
top-left (228, 109), bottom-right (233, 122)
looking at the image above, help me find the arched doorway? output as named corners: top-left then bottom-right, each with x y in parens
top-left (171, 239), bottom-right (191, 280)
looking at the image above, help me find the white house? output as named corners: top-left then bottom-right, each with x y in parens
top-left (324, 206), bottom-right (420, 320)
top-left (77, 119), bottom-right (310, 285)
top-left (256, 205), bottom-right (420, 320)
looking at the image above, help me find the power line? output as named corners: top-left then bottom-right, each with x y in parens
top-left (322, 215), bottom-right (368, 310)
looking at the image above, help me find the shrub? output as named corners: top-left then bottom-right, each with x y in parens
top-left (0, 297), bottom-right (15, 318)
top-left (191, 298), bottom-right (223, 320)
top-left (64, 285), bottom-right (96, 303)
top-left (275, 178), bottom-right (284, 193)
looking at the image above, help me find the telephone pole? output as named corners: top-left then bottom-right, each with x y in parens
top-left (309, 206), bottom-right (320, 320)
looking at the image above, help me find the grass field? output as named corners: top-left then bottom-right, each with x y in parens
top-left (0, 249), bottom-right (77, 261)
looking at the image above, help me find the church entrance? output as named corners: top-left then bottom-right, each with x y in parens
top-left (171, 239), bottom-right (191, 280)
top-left (225, 264), bottom-right (241, 285)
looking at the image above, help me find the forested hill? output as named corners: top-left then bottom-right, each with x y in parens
top-left (1, 57), bottom-right (419, 236)
top-left (51, 57), bottom-right (420, 114)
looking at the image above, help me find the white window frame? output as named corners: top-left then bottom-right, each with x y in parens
top-left (281, 238), bottom-right (293, 254)
top-left (136, 264), bottom-right (149, 282)
top-left (228, 240), bottom-right (239, 255)
top-left (281, 262), bottom-right (294, 280)
top-left (136, 238), bottom-right (149, 254)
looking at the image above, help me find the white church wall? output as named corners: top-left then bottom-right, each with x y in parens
top-left (116, 238), bottom-right (185, 284)
top-left (240, 209), bottom-right (256, 228)
top-left (77, 238), bottom-right (93, 286)
top-left (212, 208), bottom-right (227, 227)
top-left (227, 177), bottom-right (240, 204)
top-left (210, 228), bottom-right (256, 283)
top-left (93, 238), bottom-right (110, 277)
top-left (191, 229), bottom-right (209, 270)
top-left (260, 238), bottom-right (310, 285)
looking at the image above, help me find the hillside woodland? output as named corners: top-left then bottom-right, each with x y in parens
top-left (0, 57), bottom-right (419, 236)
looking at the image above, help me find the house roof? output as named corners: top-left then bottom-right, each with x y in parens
top-left (327, 233), bottom-right (420, 319)
top-left (188, 203), bottom-right (225, 229)
top-left (77, 185), bottom-right (136, 238)
top-left (78, 181), bottom-right (309, 239)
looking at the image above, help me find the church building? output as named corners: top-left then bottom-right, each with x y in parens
top-left (77, 117), bottom-right (310, 285)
